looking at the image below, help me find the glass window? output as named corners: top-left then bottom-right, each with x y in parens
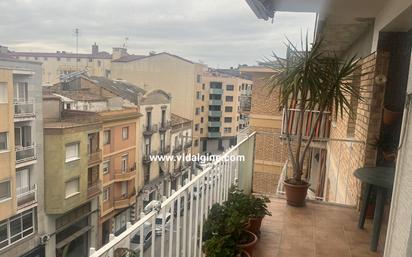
top-left (65, 143), bottom-right (79, 162)
top-left (196, 91), bottom-right (201, 99)
top-left (121, 155), bottom-right (128, 172)
top-left (196, 74), bottom-right (201, 83)
top-left (103, 130), bottom-right (111, 145)
top-left (103, 187), bottom-right (110, 201)
top-left (0, 132), bottom-right (8, 151)
top-left (122, 127), bottom-right (129, 140)
top-left (0, 83), bottom-right (7, 103)
top-left (0, 222), bottom-right (7, 249)
top-left (226, 85), bottom-right (234, 91)
top-left (225, 96), bottom-right (233, 102)
top-left (102, 161), bottom-right (110, 174)
top-left (195, 108), bottom-right (200, 115)
top-left (0, 180), bottom-right (11, 201)
top-left (65, 178), bottom-right (79, 198)
top-left (224, 117), bottom-right (232, 123)
top-left (225, 106), bottom-right (233, 112)
top-left (195, 124), bottom-right (199, 131)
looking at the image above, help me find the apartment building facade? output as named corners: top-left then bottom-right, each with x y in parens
top-left (197, 69), bottom-right (252, 154)
top-left (45, 75), bottom-right (142, 248)
top-left (43, 97), bottom-right (101, 257)
top-left (168, 114), bottom-right (193, 194)
top-left (6, 44), bottom-right (113, 85)
top-left (0, 58), bottom-right (47, 257)
top-left (99, 109), bottom-right (140, 246)
top-left (111, 52), bottom-right (204, 153)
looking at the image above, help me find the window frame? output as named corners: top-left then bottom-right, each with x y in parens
top-left (122, 127), bottom-right (129, 140)
top-left (65, 142), bottom-right (80, 163)
top-left (103, 130), bottom-right (111, 145)
top-left (0, 180), bottom-right (11, 202)
top-left (65, 178), bottom-right (80, 198)
top-left (0, 132), bottom-right (8, 152)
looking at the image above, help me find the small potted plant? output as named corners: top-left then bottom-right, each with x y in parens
top-left (203, 202), bottom-right (257, 257)
top-left (248, 195), bottom-right (271, 237)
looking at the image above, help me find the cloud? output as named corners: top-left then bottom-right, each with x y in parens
top-left (0, 0), bottom-right (316, 67)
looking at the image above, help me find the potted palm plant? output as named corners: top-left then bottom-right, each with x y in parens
top-left (265, 37), bottom-right (361, 206)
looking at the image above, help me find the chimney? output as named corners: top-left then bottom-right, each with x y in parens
top-left (0, 46), bottom-right (8, 54)
top-left (92, 43), bottom-right (99, 55)
top-left (112, 47), bottom-right (128, 60)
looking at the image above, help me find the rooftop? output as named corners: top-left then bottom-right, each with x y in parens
top-left (171, 113), bottom-right (192, 127)
top-left (255, 198), bottom-right (386, 257)
top-left (9, 50), bottom-right (112, 59)
top-left (90, 76), bottom-right (146, 104)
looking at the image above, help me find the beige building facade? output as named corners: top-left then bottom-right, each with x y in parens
top-left (0, 58), bottom-right (48, 257)
top-left (7, 44), bottom-right (112, 85)
top-left (198, 70), bottom-right (252, 153)
top-left (111, 52), bottom-right (204, 153)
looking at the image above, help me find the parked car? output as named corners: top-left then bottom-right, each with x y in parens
top-left (173, 196), bottom-right (190, 217)
top-left (130, 222), bottom-right (153, 253)
top-left (155, 213), bottom-right (171, 235)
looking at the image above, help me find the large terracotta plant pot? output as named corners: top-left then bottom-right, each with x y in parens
top-left (283, 179), bottom-right (310, 207)
top-left (248, 217), bottom-right (263, 237)
top-left (383, 107), bottom-right (402, 125)
top-left (237, 230), bottom-right (258, 256)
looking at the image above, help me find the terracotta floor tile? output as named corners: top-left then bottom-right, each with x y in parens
top-left (254, 198), bottom-right (386, 257)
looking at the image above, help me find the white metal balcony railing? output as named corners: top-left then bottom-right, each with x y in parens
top-left (14, 99), bottom-right (35, 118)
top-left (90, 132), bottom-right (256, 257)
top-left (15, 144), bottom-right (37, 163)
top-left (16, 184), bottom-right (37, 208)
top-left (281, 108), bottom-right (331, 139)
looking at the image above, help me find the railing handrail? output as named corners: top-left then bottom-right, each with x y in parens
top-left (90, 131), bottom-right (256, 257)
top-left (16, 184), bottom-right (37, 196)
top-left (13, 98), bottom-right (35, 104)
top-left (286, 108), bottom-right (331, 114)
top-left (15, 144), bottom-right (36, 151)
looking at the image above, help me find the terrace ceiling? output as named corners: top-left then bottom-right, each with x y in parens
top-left (246, 0), bottom-right (388, 56)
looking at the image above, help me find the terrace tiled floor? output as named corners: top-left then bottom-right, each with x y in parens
top-left (254, 198), bottom-right (386, 257)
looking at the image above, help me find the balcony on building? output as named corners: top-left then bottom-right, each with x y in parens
top-left (16, 184), bottom-right (37, 209)
top-left (143, 124), bottom-right (158, 137)
top-left (159, 121), bottom-right (171, 133)
top-left (159, 145), bottom-right (171, 156)
top-left (15, 144), bottom-right (37, 166)
top-left (209, 88), bottom-right (223, 94)
top-left (184, 140), bottom-right (192, 149)
top-left (89, 132), bottom-right (387, 257)
top-left (208, 110), bottom-right (222, 117)
top-left (208, 131), bottom-right (221, 138)
top-left (87, 166), bottom-right (101, 199)
top-left (142, 151), bottom-right (156, 165)
top-left (172, 144), bottom-right (183, 154)
top-left (114, 190), bottom-right (136, 210)
top-left (208, 121), bottom-right (221, 127)
top-left (14, 98), bottom-right (35, 121)
top-left (209, 99), bottom-right (223, 105)
top-left (113, 164), bottom-right (137, 181)
top-left (88, 132), bottom-right (101, 165)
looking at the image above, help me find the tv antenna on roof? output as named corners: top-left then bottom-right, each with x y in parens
top-left (73, 28), bottom-right (80, 70)
top-left (123, 37), bottom-right (129, 49)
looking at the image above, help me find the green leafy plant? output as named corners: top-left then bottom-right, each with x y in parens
top-left (203, 234), bottom-right (237, 257)
top-left (249, 195), bottom-right (271, 218)
top-left (264, 36), bottom-right (362, 183)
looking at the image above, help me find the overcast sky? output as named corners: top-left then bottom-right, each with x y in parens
top-left (0, 0), bottom-right (316, 67)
